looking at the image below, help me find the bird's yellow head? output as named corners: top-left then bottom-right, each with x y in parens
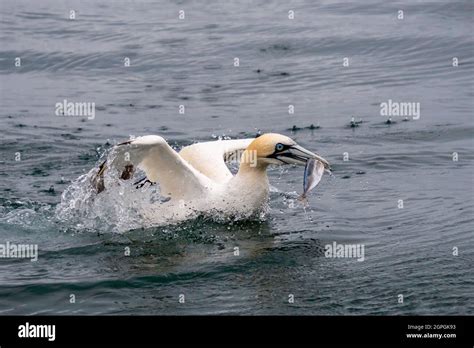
top-left (240, 133), bottom-right (330, 169)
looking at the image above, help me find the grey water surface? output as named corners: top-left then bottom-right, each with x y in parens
top-left (0, 0), bottom-right (473, 315)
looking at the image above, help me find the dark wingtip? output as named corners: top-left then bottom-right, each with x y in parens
top-left (120, 164), bottom-right (134, 180)
top-left (117, 140), bottom-right (132, 146)
top-left (92, 160), bottom-right (107, 193)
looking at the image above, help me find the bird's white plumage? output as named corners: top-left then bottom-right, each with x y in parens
top-left (109, 135), bottom-right (214, 199)
top-left (179, 138), bottom-right (254, 183)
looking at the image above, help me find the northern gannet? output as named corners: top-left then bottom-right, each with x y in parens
top-left (92, 133), bottom-right (330, 223)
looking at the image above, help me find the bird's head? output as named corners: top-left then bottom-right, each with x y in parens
top-left (242, 133), bottom-right (330, 169)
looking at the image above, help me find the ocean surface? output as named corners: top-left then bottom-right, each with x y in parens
top-left (0, 0), bottom-right (473, 315)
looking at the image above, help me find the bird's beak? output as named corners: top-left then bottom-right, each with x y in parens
top-left (275, 144), bottom-right (330, 169)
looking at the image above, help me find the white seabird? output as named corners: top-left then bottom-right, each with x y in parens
top-left (92, 133), bottom-right (330, 223)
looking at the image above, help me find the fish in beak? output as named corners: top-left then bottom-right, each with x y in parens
top-left (272, 144), bottom-right (330, 170)
top-left (267, 142), bottom-right (330, 203)
top-left (299, 158), bottom-right (325, 203)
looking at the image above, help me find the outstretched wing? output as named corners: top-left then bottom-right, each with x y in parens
top-left (95, 135), bottom-right (214, 199)
top-left (179, 138), bottom-right (254, 183)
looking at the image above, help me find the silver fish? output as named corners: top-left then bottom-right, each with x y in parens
top-left (299, 159), bottom-right (325, 202)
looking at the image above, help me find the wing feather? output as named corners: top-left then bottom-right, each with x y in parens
top-left (97, 135), bottom-right (213, 199)
top-left (179, 138), bottom-right (254, 183)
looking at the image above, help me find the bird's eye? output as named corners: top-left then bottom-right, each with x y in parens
top-left (275, 143), bottom-right (285, 152)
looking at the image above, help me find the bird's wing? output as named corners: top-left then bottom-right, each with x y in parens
top-left (95, 135), bottom-right (213, 199)
top-left (179, 138), bottom-right (254, 183)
